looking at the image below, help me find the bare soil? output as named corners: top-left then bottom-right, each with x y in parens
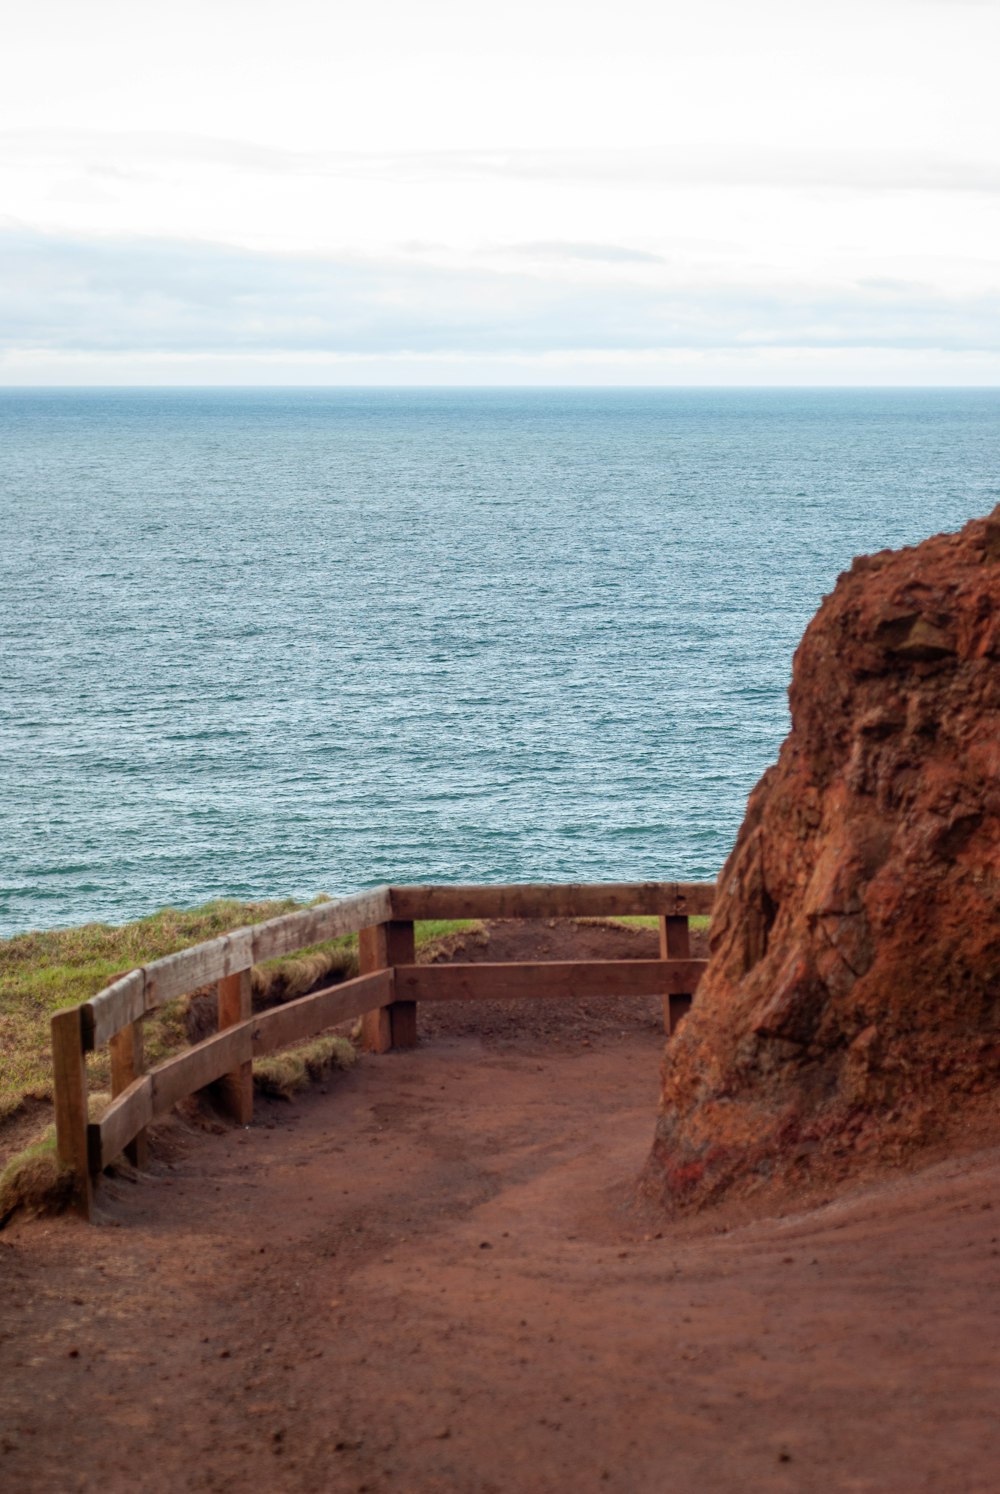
top-left (1, 920), bottom-right (998, 1492)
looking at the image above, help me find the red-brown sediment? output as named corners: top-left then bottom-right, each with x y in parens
top-left (2, 1013), bottom-right (999, 1493)
top-left (648, 507), bottom-right (1000, 1212)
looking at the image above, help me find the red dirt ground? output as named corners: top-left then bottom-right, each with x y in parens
top-left (2, 923), bottom-right (999, 1492)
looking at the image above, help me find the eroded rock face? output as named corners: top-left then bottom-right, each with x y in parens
top-left (648, 508), bottom-right (1000, 1209)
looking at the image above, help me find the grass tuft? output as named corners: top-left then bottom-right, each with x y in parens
top-left (0, 1131), bottom-right (73, 1225)
top-left (252, 946), bottom-right (358, 1006)
top-left (253, 1035), bottom-right (357, 1100)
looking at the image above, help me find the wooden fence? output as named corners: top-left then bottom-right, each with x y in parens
top-left (51, 881), bottom-right (715, 1219)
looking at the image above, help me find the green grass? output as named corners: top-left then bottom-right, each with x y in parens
top-left (0, 899), bottom-right (478, 1126)
top-left (414, 919), bottom-right (479, 945)
top-left (579, 915), bottom-right (711, 932)
top-left (0, 898), bottom-right (306, 1122)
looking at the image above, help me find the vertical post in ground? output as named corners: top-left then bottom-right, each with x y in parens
top-left (360, 921), bottom-right (417, 1051)
top-left (110, 1020), bottom-right (148, 1167)
top-left (660, 914), bottom-right (693, 1037)
top-left (217, 969), bottom-right (254, 1124)
top-left (387, 920), bottom-right (417, 1049)
top-left (51, 1006), bottom-right (92, 1219)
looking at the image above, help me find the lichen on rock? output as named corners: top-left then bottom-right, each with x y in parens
top-left (647, 506), bottom-right (1000, 1210)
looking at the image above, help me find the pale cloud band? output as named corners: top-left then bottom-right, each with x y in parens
top-left (3, 228), bottom-right (1000, 386)
top-left (8, 131), bottom-right (1000, 195)
top-left (3, 0), bottom-right (999, 383)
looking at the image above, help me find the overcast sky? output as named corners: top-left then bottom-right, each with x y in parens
top-left (3, 0), bottom-right (999, 384)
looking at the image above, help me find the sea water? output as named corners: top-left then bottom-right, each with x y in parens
top-left (2, 387), bottom-right (997, 935)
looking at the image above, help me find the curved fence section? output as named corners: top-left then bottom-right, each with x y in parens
top-left (50, 881), bottom-right (716, 1219)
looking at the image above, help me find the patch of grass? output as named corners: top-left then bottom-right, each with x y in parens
top-left (0, 900), bottom-right (594, 1140)
top-left (0, 1130), bottom-right (72, 1224)
top-left (0, 897), bottom-right (315, 1123)
top-left (253, 1035), bottom-right (357, 1100)
top-left (0, 900), bottom-right (478, 1127)
top-left (252, 945), bottom-right (359, 1006)
top-left (415, 919), bottom-right (478, 946)
top-left (590, 915), bottom-right (712, 932)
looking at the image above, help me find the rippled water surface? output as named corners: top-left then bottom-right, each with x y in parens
top-left (2, 387), bottom-right (997, 934)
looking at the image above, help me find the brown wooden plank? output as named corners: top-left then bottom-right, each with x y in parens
top-left (359, 924), bottom-right (393, 1053)
top-left (394, 958), bottom-right (708, 1003)
top-left (250, 969), bottom-right (393, 1056)
top-left (51, 1006), bottom-right (92, 1218)
top-left (659, 914), bottom-right (692, 962)
top-left (387, 921), bottom-right (417, 1049)
top-left (360, 1003), bottom-right (392, 1052)
top-left (150, 1025), bottom-right (253, 1118)
top-left (358, 924), bottom-right (389, 971)
top-left (358, 921), bottom-right (415, 1051)
top-left (314, 887), bottom-right (393, 940)
top-left (94, 1074), bottom-right (153, 1170)
top-left (659, 915), bottom-right (694, 1036)
top-left (144, 938), bottom-right (231, 1008)
top-left (390, 1000), bottom-right (418, 1048)
top-left (251, 887), bottom-right (392, 963)
top-left (220, 926), bottom-right (255, 976)
top-left (251, 906), bottom-right (330, 964)
top-left (86, 968), bottom-right (145, 1049)
top-left (140, 926), bottom-right (257, 1011)
top-left (218, 969), bottom-right (252, 1030)
top-left (388, 882), bottom-right (716, 922)
top-left (216, 969), bottom-right (253, 1125)
top-left (110, 1020), bottom-right (147, 1166)
top-left (385, 922), bottom-right (416, 968)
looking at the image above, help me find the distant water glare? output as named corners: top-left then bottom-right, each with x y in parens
top-left (2, 387), bottom-right (998, 935)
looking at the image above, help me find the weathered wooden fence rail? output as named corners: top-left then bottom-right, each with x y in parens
top-left (51, 881), bottom-right (715, 1219)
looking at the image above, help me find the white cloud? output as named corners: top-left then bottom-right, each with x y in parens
top-left (2, 0), bottom-right (999, 380)
top-left (4, 229), bottom-right (1000, 363)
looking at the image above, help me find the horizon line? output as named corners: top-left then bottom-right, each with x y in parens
top-left (2, 382), bottom-right (1000, 392)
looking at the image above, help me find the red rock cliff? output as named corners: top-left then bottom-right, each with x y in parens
top-left (648, 508), bottom-right (1000, 1209)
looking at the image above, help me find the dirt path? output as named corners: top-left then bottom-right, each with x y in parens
top-left (2, 999), bottom-right (999, 1494)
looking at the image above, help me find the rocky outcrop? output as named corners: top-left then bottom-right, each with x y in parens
top-left (648, 508), bottom-right (1000, 1209)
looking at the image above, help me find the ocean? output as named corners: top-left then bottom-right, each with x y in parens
top-left (2, 387), bottom-right (997, 936)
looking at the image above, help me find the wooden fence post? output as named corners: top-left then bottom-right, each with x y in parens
top-left (51, 1006), bottom-right (92, 1219)
top-left (110, 1021), bottom-right (148, 1166)
top-left (660, 914), bottom-right (693, 1036)
top-left (216, 969), bottom-right (253, 1124)
top-left (360, 921), bottom-right (417, 1051)
top-left (387, 921), bottom-right (417, 1049)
